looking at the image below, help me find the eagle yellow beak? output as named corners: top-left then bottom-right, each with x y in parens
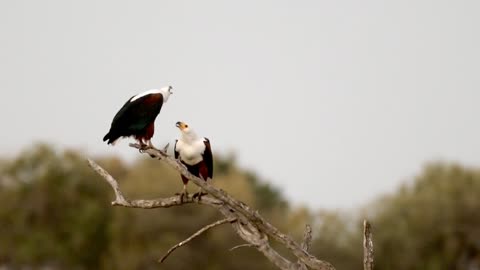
top-left (176, 121), bottom-right (188, 130)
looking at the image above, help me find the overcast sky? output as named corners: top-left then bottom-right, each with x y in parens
top-left (1, 0), bottom-right (479, 209)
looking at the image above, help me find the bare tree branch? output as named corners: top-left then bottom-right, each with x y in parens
top-left (159, 217), bottom-right (237, 263)
top-left (363, 220), bottom-right (374, 270)
top-left (87, 159), bottom-right (129, 206)
top-left (130, 143), bottom-right (335, 270)
top-left (297, 224), bottom-right (313, 270)
top-left (87, 159), bottom-right (222, 208)
top-left (301, 224), bottom-right (313, 251)
top-left (88, 144), bottom-right (336, 270)
top-left (229, 243), bottom-right (258, 251)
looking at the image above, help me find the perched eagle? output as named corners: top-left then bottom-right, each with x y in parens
top-left (103, 86), bottom-right (173, 146)
top-left (174, 121), bottom-right (213, 199)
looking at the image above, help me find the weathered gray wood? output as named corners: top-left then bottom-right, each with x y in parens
top-left (363, 220), bottom-right (374, 270)
top-left (87, 143), bottom-right (337, 270)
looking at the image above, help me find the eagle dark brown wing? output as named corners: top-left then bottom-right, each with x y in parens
top-left (202, 138), bottom-right (213, 179)
top-left (174, 139), bottom-right (180, 159)
top-left (103, 93), bottom-right (164, 144)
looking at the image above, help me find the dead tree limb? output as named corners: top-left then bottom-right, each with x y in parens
top-left (363, 220), bottom-right (374, 270)
top-left (297, 224), bottom-right (313, 270)
top-left (229, 243), bottom-right (258, 251)
top-left (87, 159), bottom-right (221, 208)
top-left (88, 144), bottom-right (336, 270)
top-left (159, 217), bottom-right (237, 263)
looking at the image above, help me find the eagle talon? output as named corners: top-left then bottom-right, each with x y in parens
top-left (193, 192), bottom-right (207, 201)
top-left (138, 143), bottom-right (151, 154)
top-left (175, 185), bottom-right (189, 202)
top-left (180, 192), bottom-right (189, 202)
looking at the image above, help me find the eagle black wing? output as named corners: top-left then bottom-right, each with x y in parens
top-left (112, 94), bottom-right (163, 131)
top-left (103, 94), bottom-right (163, 143)
top-left (174, 139), bottom-right (180, 159)
top-left (202, 138), bottom-right (213, 179)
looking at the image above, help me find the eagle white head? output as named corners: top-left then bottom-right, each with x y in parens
top-left (176, 121), bottom-right (199, 142)
top-left (176, 121), bottom-right (192, 134)
top-left (130, 85), bottom-right (173, 102)
top-left (159, 85), bottom-right (173, 103)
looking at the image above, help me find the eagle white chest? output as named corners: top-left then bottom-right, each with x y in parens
top-left (176, 139), bottom-right (206, 165)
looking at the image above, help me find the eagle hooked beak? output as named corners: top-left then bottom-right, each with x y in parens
top-left (176, 121), bottom-right (188, 130)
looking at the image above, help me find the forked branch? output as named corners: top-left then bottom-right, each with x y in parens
top-left (88, 144), bottom-right (336, 270)
top-left (87, 159), bottom-right (221, 208)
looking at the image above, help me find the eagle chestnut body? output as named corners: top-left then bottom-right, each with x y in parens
top-left (175, 137), bottom-right (213, 183)
top-left (103, 86), bottom-right (172, 146)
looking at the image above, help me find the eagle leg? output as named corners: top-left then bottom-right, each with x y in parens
top-left (144, 140), bottom-right (157, 158)
top-left (137, 139), bottom-right (150, 153)
top-left (147, 140), bottom-right (154, 148)
top-left (175, 184), bottom-right (189, 203)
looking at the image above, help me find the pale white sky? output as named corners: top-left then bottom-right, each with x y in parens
top-left (1, 0), bottom-right (479, 208)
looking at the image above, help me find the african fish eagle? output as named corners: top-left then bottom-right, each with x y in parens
top-left (174, 121), bottom-right (213, 200)
top-left (103, 86), bottom-right (173, 146)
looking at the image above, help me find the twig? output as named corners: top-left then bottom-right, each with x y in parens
top-left (363, 220), bottom-right (374, 270)
top-left (297, 224), bottom-right (313, 270)
top-left (301, 224), bottom-right (313, 251)
top-left (162, 143), bottom-right (170, 152)
top-left (229, 243), bottom-right (257, 251)
top-left (159, 218), bottom-right (237, 263)
top-left (87, 159), bottom-right (128, 205)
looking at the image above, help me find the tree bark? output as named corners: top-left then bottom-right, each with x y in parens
top-left (363, 220), bottom-right (374, 270)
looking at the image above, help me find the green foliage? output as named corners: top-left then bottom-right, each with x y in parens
top-left (245, 171), bottom-right (288, 212)
top-left (0, 144), bottom-right (288, 270)
top-left (309, 162), bottom-right (480, 270)
top-left (372, 163), bottom-right (480, 270)
top-left (2, 144), bottom-right (480, 270)
top-left (311, 210), bottom-right (363, 270)
top-left (0, 143), bottom-right (111, 269)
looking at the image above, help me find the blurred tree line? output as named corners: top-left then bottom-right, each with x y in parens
top-left (0, 144), bottom-right (479, 270)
